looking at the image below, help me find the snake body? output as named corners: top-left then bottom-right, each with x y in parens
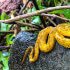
top-left (39, 27), bottom-right (56, 52)
top-left (55, 23), bottom-right (70, 48)
top-left (22, 23), bottom-right (70, 64)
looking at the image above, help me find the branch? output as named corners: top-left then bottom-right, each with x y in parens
top-left (18, 0), bottom-right (30, 14)
top-left (2, 21), bottom-right (43, 29)
top-left (14, 24), bottom-right (21, 37)
top-left (47, 17), bottom-right (56, 26)
top-left (0, 45), bottom-right (11, 50)
top-left (32, 0), bottom-right (46, 27)
top-left (41, 13), bottom-right (70, 22)
top-left (0, 31), bottom-right (14, 33)
top-left (16, 21), bottom-right (41, 28)
top-left (22, 29), bottom-right (40, 32)
top-left (0, 29), bottom-right (40, 34)
top-left (0, 6), bottom-right (70, 23)
top-left (0, 0), bottom-right (30, 45)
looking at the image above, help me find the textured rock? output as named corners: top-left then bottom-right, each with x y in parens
top-left (9, 31), bottom-right (70, 70)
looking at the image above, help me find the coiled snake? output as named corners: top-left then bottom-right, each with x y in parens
top-left (22, 23), bottom-right (70, 64)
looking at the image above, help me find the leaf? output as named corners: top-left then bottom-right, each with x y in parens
top-left (39, 6), bottom-right (46, 9)
top-left (49, 9), bottom-right (65, 14)
top-left (6, 24), bottom-right (11, 30)
top-left (3, 57), bottom-right (9, 70)
top-left (0, 51), bottom-right (9, 70)
top-left (27, 9), bottom-right (31, 13)
top-left (31, 16), bottom-right (41, 24)
top-left (6, 34), bottom-right (14, 45)
top-left (32, 7), bottom-right (36, 12)
top-left (37, 0), bottom-right (41, 6)
top-left (1, 13), bottom-right (10, 31)
top-left (2, 52), bottom-right (9, 57)
top-left (1, 23), bottom-right (7, 31)
top-left (21, 26), bottom-right (28, 30)
top-left (1, 13), bottom-right (9, 20)
top-left (1, 23), bottom-right (11, 31)
top-left (49, 9), bottom-right (70, 19)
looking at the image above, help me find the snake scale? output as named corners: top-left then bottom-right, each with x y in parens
top-left (22, 23), bottom-right (70, 64)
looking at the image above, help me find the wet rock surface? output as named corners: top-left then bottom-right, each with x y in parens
top-left (9, 31), bottom-right (70, 70)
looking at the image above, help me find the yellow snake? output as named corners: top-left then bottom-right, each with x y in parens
top-left (22, 23), bottom-right (70, 64)
top-left (55, 23), bottom-right (70, 48)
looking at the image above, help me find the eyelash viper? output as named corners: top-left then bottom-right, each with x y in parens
top-left (55, 23), bottom-right (70, 48)
top-left (22, 23), bottom-right (70, 64)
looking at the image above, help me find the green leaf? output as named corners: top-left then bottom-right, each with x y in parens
top-left (2, 52), bottom-right (9, 57)
top-left (27, 9), bottom-right (31, 13)
top-left (1, 13), bottom-right (9, 20)
top-left (49, 9), bottom-right (70, 19)
top-left (0, 51), bottom-right (9, 70)
top-left (1, 23), bottom-right (7, 31)
top-left (0, 13), bottom-right (10, 31)
top-left (49, 9), bottom-right (65, 14)
top-left (3, 57), bottom-right (9, 70)
top-left (63, 9), bottom-right (70, 19)
top-left (39, 6), bottom-right (47, 10)
top-left (1, 23), bottom-right (11, 31)
top-left (6, 24), bottom-right (11, 30)
top-left (31, 16), bottom-right (41, 24)
top-left (32, 7), bottom-right (36, 12)
top-left (37, 0), bottom-right (41, 6)
top-left (21, 26), bottom-right (28, 30)
top-left (6, 34), bottom-right (14, 45)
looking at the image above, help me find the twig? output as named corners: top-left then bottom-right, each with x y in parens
top-left (14, 0), bottom-right (30, 37)
top-left (61, 1), bottom-right (64, 6)
top-left (32, 0), bottom-right (46, 27)
top-left (22, 29), bottom-right (40, 32)
top-left (1, 21), bottom-right (43, 29)
top-left (0, 45), bottom-right (11, 51)
top-left (16, 21), bottom-right (39, 28)
top-left (0, 29), bottom-right (40, 34)
top-left (41, 13), bottom-right (70, 22)
top-left (46, 17), bottom-right (56, 26)
top-left (0, 31), bottom-right (14, 33)
top-left (0, 25), bottom-right (14, 46)
top-left (0, 6), bottom-right (70, 23)
top-left (14, 21), bottom-right (44, 29)
top-left (31, 24), bottom-right (44, 29)
top-left (14, 24), bottom-right (21, 37)
top-left (0, 0), bottom-right (30, 45)
top-left (19, 0), bottom-right (30, 14)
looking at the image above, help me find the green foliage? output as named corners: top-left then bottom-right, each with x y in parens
top-left (40, 0), bottom-right (62, 7)
top-left (0, 51), bottom-right (9, 70)
top-left (1, 13), bottom-right (9, 20)
top-left (0, 13), bottom-right (11, 31)
top-left (0, 13), bottom-right (13, 46)
top-left (6, 34), bottom-right (14, 45)
top-left (1, 23), bottom-right (11, 31)
top-left (0, 13), bottom-right (13, 70)
top-left (37, 0), bottom-right (41, 6)
top-left (27, 7), bottom-right (41, 24)
top-left (31, 16), bottom-right (41, 24)
top-left (49, 9), bottom-right (70, 19)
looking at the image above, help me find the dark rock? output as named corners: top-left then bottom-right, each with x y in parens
top-left (9, 31), bottom-right (70, 70)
